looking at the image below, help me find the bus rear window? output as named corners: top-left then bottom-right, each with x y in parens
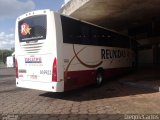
top-left (18, 15), bottom-right (47, 42)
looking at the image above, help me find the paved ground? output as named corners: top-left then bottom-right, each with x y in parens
top-left (0, 66), bottom-right (160, 120)
top-left (120, 67), bottom-right (160, 91)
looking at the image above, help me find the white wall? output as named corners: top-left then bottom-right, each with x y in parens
top-left (6, 56), bottom-right (14, 68)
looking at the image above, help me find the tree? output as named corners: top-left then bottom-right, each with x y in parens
top-left (0, 49), bottom-right (13, 64)
top-left (11, 47), bottom-right (15, 52)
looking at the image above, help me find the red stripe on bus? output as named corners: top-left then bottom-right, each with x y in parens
top-left (64, 67), bottom-right (130, 91)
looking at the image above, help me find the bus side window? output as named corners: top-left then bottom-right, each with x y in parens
top-left (61, 16), bottom-right (81, 44)
top-left (81, 23), bottom-right (91, 45)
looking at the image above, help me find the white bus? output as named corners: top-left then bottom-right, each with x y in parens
top-left (15, 9), bottom-right (137, 92)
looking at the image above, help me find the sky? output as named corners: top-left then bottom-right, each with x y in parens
top-left (0, 0), bottom-right (65, 50)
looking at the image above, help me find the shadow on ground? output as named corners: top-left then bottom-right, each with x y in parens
top-left (40, 67), bottom-right (160, 101)
top-left (40, 77), bottom-right (156, 102)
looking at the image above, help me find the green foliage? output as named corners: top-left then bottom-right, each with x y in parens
top-left (0, 49), bottom-right (14, 64)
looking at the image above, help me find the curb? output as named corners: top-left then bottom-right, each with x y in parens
top-left (119, 79), bottom-right (160, 92)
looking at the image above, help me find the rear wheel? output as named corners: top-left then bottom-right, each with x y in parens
top-left (95, 70), bottom-right (104, 87)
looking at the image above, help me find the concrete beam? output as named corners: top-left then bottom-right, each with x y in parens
top-left (60, 0), bottom-right (90, 16)
top-left (60, 0), bottom-right (160, 32)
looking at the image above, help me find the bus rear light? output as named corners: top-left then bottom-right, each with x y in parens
top-left (15, 59), bottom-right (18, 78)
top-left (52, 58), bottom-right (57, 82)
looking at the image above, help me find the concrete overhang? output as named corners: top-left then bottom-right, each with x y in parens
top-left (60, 0), bottom-right (160, 32)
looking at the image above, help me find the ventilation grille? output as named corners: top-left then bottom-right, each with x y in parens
top-left (21, 42), bottom-right (43, 53)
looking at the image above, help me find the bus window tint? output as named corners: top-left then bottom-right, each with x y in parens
top-left (81, 23), bottom-right (91, 44)
top-left (61, 16), bottom-right (81, 44)
top-left (61, 15), bottom-right (130, 48)
top-left (18, 15), bottom-right (47, 42)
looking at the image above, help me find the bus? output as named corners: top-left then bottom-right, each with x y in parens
top-left (15, 9), bottom-right (136, 92)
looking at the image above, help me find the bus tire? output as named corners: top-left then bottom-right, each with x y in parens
top-left (95, 69), bottom-right (104, 87)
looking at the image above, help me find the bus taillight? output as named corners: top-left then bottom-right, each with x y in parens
top-left (52, 58), bottom-right (57, 82)
top-left (16, 59), bottom-right (18, 78)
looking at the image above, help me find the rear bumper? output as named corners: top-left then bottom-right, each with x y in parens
top-left (16, 79), bottom-right (64, 92)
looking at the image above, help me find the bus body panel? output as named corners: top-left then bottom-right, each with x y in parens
top-left (17, 79), bottom-right (64, 92)
top-left (63, 44), bottom-right (132, 72)
top-left (63, 44), bottom-right (132, 90)
top-left (15, 10), bottom-right (64, 92)
top-left (53, 12), bottom-right (64, 83)
top-left (17, 54), bottom-right (53, 82)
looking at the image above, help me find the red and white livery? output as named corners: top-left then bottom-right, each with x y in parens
top-left (15, 9), bottom-right (136, 92)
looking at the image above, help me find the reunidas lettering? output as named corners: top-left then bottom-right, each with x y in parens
top-left (101, 49), bottom-right (126, 59)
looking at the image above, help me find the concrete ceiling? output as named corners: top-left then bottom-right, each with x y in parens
top-left (60, 0), bottom-right (160, 31)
